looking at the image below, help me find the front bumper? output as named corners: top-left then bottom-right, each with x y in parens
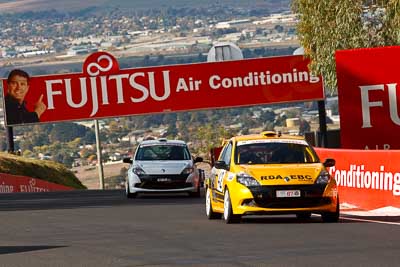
top-left (231, 183), bottom-right (338, 215)
top-left (128, 173), bottom-right (198, 193)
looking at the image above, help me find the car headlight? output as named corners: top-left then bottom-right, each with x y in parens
top-left (315, 170), bottom-right (331, 184)
top-left (237, 172), bottom-right (260, 187)
top-left (132, 165), bottom-right (146, 176)
top-left (181, 167), bottom-right (194, 175)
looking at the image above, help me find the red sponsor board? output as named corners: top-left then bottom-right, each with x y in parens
top-left (2, 52), bottom-right (324, 126)
top-left (336, 46), bottom-right (400, 149)
top-left (314, 147), bottom-right (400, 210)
top-left (0, 173), bottom-right (74, 193)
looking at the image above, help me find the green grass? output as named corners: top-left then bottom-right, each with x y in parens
top-left (0, 152), bottom-right (86, 189)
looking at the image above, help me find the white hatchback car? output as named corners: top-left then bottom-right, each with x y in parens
top-left (123, 138), bottom-right (203, 198)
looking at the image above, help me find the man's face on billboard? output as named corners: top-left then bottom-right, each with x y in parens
top-left (8, 74), bottom-right (29, 104)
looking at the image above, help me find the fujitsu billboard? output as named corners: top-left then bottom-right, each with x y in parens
top-left (336, 46), bottom-right (400, 150)
top-left (2, 52), bottom-right (323, 126)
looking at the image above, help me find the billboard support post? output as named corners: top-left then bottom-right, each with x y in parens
top-left (318, 100), bottom-right (328, 147)
top-left (6, 126), bottom-right (14, 153)
top-left (94, 119), bottom-right (105, 189)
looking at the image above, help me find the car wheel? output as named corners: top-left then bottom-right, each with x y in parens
top-left (206, 187), bottom-right (221, 220)
top-left (188, 185), bottom-right (201, 198)
top-left (322, 200), bottom-right (340, 223)
top-left (126, 182), bottom-right (137, 199)
top-left (296, 212), bottom-right (312, 220)
top-left (223, 189), bottom-right (241, 224)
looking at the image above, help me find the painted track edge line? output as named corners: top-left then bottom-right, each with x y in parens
top-left (340, 216), bottom-right (400, 226)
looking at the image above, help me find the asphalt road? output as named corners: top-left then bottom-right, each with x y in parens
top-left (0, 190), bottom-right (399, 267)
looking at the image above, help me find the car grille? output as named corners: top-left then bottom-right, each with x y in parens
top-left (248, 185), bottom-right (331, 209)
top-left (135, 174), bottom-right (191, 190)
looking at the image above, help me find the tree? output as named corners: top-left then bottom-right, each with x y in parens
top-left (49, 123), bottom-right (90, 143)
top-left (193, 124), bottom-right (231, 156)
top-left (299, 118), bottom-right (311, 135)
top-left (382, 1), bottom-right (400, 44)
top-left (109, 121), bottom-right (120, 132)
top-left (291, 0), bottom-right (400, 94)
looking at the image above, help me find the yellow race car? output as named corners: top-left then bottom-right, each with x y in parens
top-left (205, 131), bottom-right (339, 223)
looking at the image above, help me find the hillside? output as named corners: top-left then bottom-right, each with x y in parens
top-left (0, 152), bottom-right (86, 189)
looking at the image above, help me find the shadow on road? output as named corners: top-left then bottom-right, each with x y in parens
top-left (0, 189), bottom-right (204, 211)
top-left (0, 246), bottom-right (67, 255)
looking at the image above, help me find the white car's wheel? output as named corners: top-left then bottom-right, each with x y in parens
top-left (126, 181), bottom-right (137, 199)
top-left (223, 189), bottom-right (241, 224)
top-left (206, 187), bottom-right (221, 219)
top-left (188, 185), bottom-right (201, 197)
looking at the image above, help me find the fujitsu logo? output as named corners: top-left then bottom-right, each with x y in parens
top-left (360, 83), bottom-right (400, 128)
top-left (86, 54), bottom-right (114, 76)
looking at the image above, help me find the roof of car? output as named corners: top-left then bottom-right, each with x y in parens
top-left (230, 131), bottom-right (307, 143)
top-left (139, 138), bottom-right (187, 146)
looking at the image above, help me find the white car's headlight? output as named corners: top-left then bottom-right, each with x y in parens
top-left (132, 165), bottom-right (146, 176)
top-left (315, 170), bottom-right (331, 184)
top-left (237, 172), bottom-right (260, 187)
top-left (181, 167), bottom-right (194, 175)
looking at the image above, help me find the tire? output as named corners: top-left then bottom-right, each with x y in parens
top-left (223, 189), bottom-right (241, 224)
top-left (126, 182), bottom-right (137, 199)
top-left (205, 187), bottom-right (221, 219)
top-left (322, 200), bottom-right (340, 223)
top-left (296, 212), bottom-right (312, 220)
top-left (188, 185), bottom-right (201, 198)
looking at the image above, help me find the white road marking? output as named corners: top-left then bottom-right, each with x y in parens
top-left (340, 216), bottom-right (400, 226)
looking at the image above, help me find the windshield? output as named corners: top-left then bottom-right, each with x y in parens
top-left (135, 144), bottom-right (191, 161)
top-left (234, 141), bottom-right (319, 164)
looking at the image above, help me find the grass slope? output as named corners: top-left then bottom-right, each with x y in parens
top-left (0, 152), bottom-right (86, 189)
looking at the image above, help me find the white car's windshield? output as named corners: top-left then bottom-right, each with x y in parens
top-left (235, 142), bottom-right (319, 164)
top-left (135, 144), bottom-right (191, 161)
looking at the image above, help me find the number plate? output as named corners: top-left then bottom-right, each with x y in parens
top-left (157, 178), bottom-right (171, 182)
top-left (276, 190), bottom-right (301, 198)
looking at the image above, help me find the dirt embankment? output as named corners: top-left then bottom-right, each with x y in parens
top-left (0, 152), bottom-right (86, 189)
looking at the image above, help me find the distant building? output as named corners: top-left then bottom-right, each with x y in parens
top-left (19, 50), bottom-right (55, 58)
top-left (67, 45), bottom-right (98, 56)
top-left (1, 48), bottom-right (17, 58)
top-left (71, 36), bottom-right (103, 45)
top-left (253, 13), bottom-right (296, 25)
top-left (215, 19), bottom-right (252, 29)
top-left (127, 30), bottom-right (151, 36)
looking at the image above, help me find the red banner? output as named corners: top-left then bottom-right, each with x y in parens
top-left (0, 172), bottom-right (74, 193)
top-left (314, 147), bottom-right (400, 210)
top-left (2, 52), bottom-right (323, 126)
top-left (336, 46), bottom-right (400, 149)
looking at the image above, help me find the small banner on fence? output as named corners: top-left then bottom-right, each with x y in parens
top-left (0, 173), bottom-right (74, 193)
top-left (315, 147), bottom-right (400, 210)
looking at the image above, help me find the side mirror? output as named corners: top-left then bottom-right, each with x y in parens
top-left (194, 156), bottom-right (203, 163)
top-left (214, 160), bottom-right (228, 170)
top-left (323, 158), bottom-right (335, 168)
top-left (123, 157), bottom-right (133, 164)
